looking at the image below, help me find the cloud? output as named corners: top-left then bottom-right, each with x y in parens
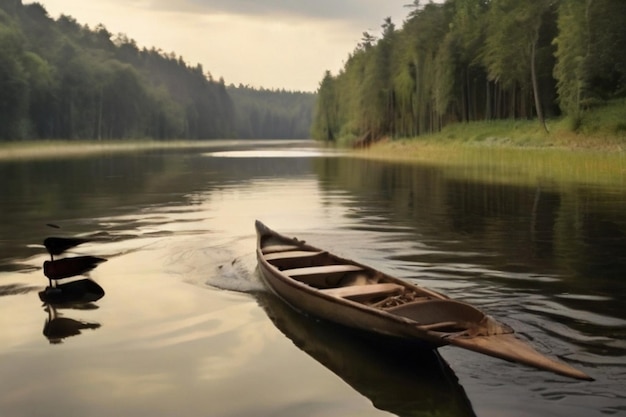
top-left (146, 0), bottom-right (409, 28)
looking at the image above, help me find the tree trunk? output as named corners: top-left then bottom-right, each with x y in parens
top-left (485, 81), bottom-right (492, 120)
top-left (530, 35), bottom-right (549, 132)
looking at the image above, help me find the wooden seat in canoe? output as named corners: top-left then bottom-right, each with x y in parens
top-left (282, 264), bottom-right (365, 287)
top-left (265, 250), bottom-right (327, 269)
top-left (320, 283), bottom-right (404, 302)
top-left (264, 251), bottom-right (324, 262)
top-left (261, 244), bottom-right (301, 254)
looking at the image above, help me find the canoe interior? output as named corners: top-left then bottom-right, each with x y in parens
top-left (258, 228), bottom-right (486, 335)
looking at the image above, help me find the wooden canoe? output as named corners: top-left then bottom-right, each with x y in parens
top-left (255, 221), bottom-right (593, 381)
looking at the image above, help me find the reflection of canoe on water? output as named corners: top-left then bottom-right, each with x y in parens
top-left (257, 292), bottom-right (477, 417)
top-left (255, 221), bottom-right (593, 381)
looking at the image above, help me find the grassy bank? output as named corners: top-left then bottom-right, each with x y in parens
top-left (360, 100), bottom-right (626, 187)
top-left (379, 98), bottom-right (625, 151)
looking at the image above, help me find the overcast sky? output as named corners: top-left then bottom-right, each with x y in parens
top-left (34, 0), bottom-right (415, 92)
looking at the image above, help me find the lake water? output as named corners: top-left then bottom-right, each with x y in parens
top-left (1, 140), bottom-right (624, 417)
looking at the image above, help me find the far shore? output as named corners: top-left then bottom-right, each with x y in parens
top-left (0, 139), bottom-right (306, 160)
top-left (0, 140), bottom-right (208, 160)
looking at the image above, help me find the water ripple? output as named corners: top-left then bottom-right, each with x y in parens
top-left (524, 300), bottom-right (626, 328)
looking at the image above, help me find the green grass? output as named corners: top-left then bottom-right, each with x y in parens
top-left (425, 119), bottom-right (550, 147)
top-left (385, 98), bottom-right (626, 150)
top-left (577, 98), bottom-right (626, 137)
top-left (361, 100), bottom-right (626, 188)
top-left (363, 140), bottom-right (626, 188)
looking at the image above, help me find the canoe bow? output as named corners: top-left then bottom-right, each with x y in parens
top-left (448, 333), bottom-right (593, 381)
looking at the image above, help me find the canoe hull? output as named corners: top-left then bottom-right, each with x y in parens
top-left (255, 220), bottom-right (594, 381)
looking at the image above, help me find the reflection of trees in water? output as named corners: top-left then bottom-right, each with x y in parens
top-left (313, 157), bottom-right (626, 320)
top-left (0, 146), bottom-right (313, 263)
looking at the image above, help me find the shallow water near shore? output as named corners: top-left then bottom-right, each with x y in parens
top-left (1, 140), bottom-right (624, 417)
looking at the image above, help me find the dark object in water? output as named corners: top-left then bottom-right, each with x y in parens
top-left (44, 237), bottom-right (90, 257)
top-left (43, 316), bottom-right (101, 344)
top-left (43, 256), bottom-right (107, 281)
top-left (39, 278), bottom-right (105, 304)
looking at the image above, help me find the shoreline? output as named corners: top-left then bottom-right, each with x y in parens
top-left (355, 98), bottom-right (626, 156)
top-left (361, 116), bottom-right (626, 161)
top-left (0, 139), bottom-right (283, 160)
top-left (354, 121), bottom-right (626, 188)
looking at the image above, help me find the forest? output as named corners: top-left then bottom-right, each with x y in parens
top-left (0, 0), bottom-right (314, 141)
top-left (228, 85), bottom-right (316, 140)
top-left (311, 0), bottom-right (626, 144)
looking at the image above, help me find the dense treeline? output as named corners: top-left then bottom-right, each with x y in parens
top-left (312, 0), bottom-right (626, 144)
top-left (0, 0), bottom-right (236, 140)
top-left (0, 0), bottom-right (316, 141)
top-left (228, 85), bottom-right (315, 139)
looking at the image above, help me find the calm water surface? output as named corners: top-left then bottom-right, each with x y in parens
top-left (0, 140), bottom-right (625, 417)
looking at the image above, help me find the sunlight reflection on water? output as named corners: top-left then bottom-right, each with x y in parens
top-left (205, 148), bottom-right (345, 158)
